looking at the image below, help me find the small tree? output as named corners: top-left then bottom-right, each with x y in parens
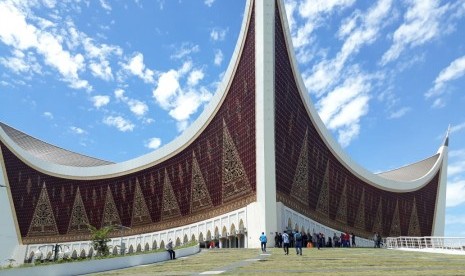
top-left (88, 224), bottom-right (114, 257)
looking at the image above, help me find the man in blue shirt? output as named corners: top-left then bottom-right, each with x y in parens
top-left (259, 232), bottom-right (267, 253)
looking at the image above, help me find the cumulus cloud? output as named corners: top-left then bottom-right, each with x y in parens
top-left (122, 52), bottom-right (154, 83)
top-left (145, 137), bottom-right (162, 150)
top-left (426, 55), bottom-right (465, 99)
top-left (214, 49), bottom-right (223, 66)
top-left (171, 43), bottom-right (200, 60)
top-left (103, 115), bottom-right (135, 132)
top-left (43, 111), bottom-right (53, 119)
top-left (204, 0), bottom-right (215, 7)
top-left (381, 0), bottom-right (450, 65)
top-left (152, 61), bottom-right (212, 130)
top-left (113, 88), bottom-right (149, 117)
top-left (210, 28), bottom-right (228, 41)
top-left (0, 1), bottom-right (92, 91)
top-left (0, 49), bottom-right (42, 75)
top-left (99, 0), bottom-right (111, 11)
top-left (91, 95), bottom-right (110, 109)
top-left (70, 126), bottom-right (86, 135)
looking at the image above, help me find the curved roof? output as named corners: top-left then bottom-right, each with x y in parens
top-left (0, 0), bottom-right (448, 193)
top-left (376, 154), bottom-right (440, 182)
top-left (0, 122), bottom-right (113, 167)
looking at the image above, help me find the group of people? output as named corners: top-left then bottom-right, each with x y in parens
top-left (273, 231), bottom-right (357, 251)
top-left (373, 232), bottom-right (383, 248)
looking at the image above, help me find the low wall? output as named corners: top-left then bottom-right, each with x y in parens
top-left (1, 244), bottom-right (200, 276)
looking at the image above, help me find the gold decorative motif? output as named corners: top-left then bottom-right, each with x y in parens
top-left (92, 188), bottom-right (97, 206)
top-left (27, 177), bottom-right (32, 195)
top-left (316, 160), bottom-right (330, 217)
top-left (408, 197), bottom-right (421, 236)
top-left (290, 129), bottom-right (309, 206)
top-left (390, 200), bottom-right (401, 237)
top-left (372, 199), bottom-right (383, 235)
top-left (131, 179), bottom-right (152, 227)
top-left (190, 151), bottom-right (213, 213)
top-left (68, 187), bottom-right (90, 234)
top-left (28, 183), bottom-right (58, 236)
top-left (150, 173), bottom-right (155, 194)
top-left (178, 163), bottom-right (184, 184)
top-left (335, 180), bottom-right (348, 224)
top-left (121, 182), bottom-right (126, 201)
top-left (102, 186), bottom-right (121, 227)
top-left (221, 119), bottom-right (251, 203)
top-left (161, 169), bottom-right (181, 220)
top-left (354, 188), bottom-right (365, 230)
top-left (61, 186), bottom-right (65, 203)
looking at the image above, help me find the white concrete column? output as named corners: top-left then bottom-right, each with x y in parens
top-left (250, 0), bottom-right (277, 248)
top-left (0, 150), bottom-right (22, 265)
top-left (433, 145), bottom-right (448, 236)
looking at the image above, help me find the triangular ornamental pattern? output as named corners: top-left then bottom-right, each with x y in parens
top-left (190, 151), bottom-right (213, 213)
top-left (354, 188), bottom-right (366, 230)
top-left (28, 183), bottom-right (58, 236)
top-left (102, 186), bottom-right (121, 227)
top-left (389, 200), bottom-right (401, 237)
top-left (222, 119), bottom-right (252, 203)
top-left (68, 187), bottom-right (90, 234)
top-left (161, 169), bottom-right (181, 220)
top-left (372, 199), bottom-right (384, 235)
top-left (316, 160), bottom-right (330, 217)
top-left (131, 178), bottom-right (152, 227)
top-left (290, 129), bottom-right (309, 206)
top-left (408, 197), bottom-right (421, 236)
top-left (335, 180), bottom-right (348, 224)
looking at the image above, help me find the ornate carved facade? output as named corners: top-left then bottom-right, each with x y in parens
top-left (0, 0), bottom-right (446, 248)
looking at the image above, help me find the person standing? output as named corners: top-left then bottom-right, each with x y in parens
top-left (351, 233), bottom-right (356, 247)
top-left (165, 240), bottom-right (175, 260)
top-left (282, 231), bottom-right (290, 255)
top-left (259, 232), bottom-right (267, 253)
top-left (295, 231), bottom-right (303, 255)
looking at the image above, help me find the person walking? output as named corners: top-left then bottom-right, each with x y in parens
top-left (165, 240), bottom-right (176, 260)
top-left (282, 231), bottom-right (290, 255)
top-left (295, 231), bottom-right (303, 255)
top-left (259, 232), bottom-right (267, 253)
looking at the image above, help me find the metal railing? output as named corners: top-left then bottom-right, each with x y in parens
top-left (386, 237), bottom-right (465, 252)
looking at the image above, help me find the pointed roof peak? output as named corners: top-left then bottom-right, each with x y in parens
top-left (443, 124), bottom-right (450, 147)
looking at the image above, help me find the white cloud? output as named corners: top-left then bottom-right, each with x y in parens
top-left (128, 99), bottom-right (148, 117)
top-left (210, 28), bottom-right (228, 41)
top-left (204, 0), bottom-right (215, 7)
top-left (187, 69), bottom-right (204, 87)
top-left (122, 52), bottom-right (154, 83)
top-left (0, 49), bottom-right (41, 75)
top-left (448, 161), bottom-right (465, 178)
top-left (152, 62), bottom-right (212, 129)
top-left (451, 121), bottom-right (465, 134)
top-left (103, 115), bottom-right (134, 132)
top-left (214, 49), bottom-right (223, 66)
top-left (70, 126), bottom-right (86, 135)
top-left (426, 55), bottom-right (465, 98)
top-left (113, 88), bottom-right (149, 117)
top-left (153, 69), bottom-right (180, 109)
top-left (171, 43), bottom-right (199, 60)
top-left (91, 95), bottom-right (110, 109)
top-left (145, 137), bottom-right (162, 150)
top-left (0, 1), bottom-right (91, 91)
top-left (168, 88), bottom-right (212, 121)
top-left (446, 179), bottom-right (465, 207)
top-left (381, 0), bottom-right (450, 65)
top-left (431, 98), bottom-right (445, 109)
top-left (388, 107), bottom-right (411, 119)
top-left (43, 111), bottom-right (53, 119)
top-left (99, 0), bottom-right (112, 11)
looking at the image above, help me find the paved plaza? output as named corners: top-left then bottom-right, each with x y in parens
top-left (91, 247), bottom-right (465, 275)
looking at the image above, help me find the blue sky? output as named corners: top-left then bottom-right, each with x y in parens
top-left (0, 0), bottom-right (464, 236)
